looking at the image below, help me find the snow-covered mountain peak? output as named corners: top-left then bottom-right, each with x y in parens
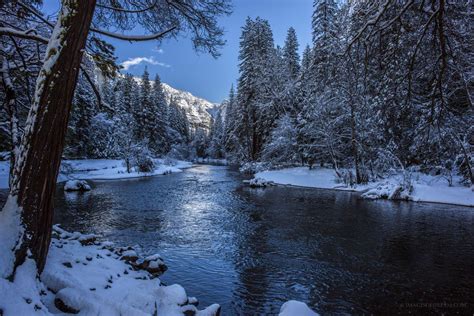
top-left (161, 83), bottom-right (219, 131)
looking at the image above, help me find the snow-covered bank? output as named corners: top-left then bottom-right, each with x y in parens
top-left (0, 161), bottom-right (8, 190)
top-left (279, 301), bottom-right (319, 316)
top-left (0, 225), bottom-right (317, 315)
top-left (0, 159), bottom-right (193, 189)
top-left (0, 225), bottom-right (220, 315)
top-left (255, 167), bottom-right (474, 207)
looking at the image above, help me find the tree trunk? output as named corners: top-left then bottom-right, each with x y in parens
top-left (7, 0), bottom-right (96, 278)
top-left (349, 98), bottom-right (361, 184)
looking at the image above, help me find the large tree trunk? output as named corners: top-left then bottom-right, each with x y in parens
top-left (6, 0), bottom-right (96, 278)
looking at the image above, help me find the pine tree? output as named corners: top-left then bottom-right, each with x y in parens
top-left (234, 17), bottom-right (276, 161)
top-left (150, 74), bottom-right (169, 154)
top-left (262, 114), bottom-right (298, 165)
top-left (283, 27), bottom-right (300, 81)
top-left (65, 74), bottom-right (96, 158)
top-left (207, 110), bottom-right (225, 158)
top-left (312, 0), bottom-right (338, 47)
top-left (135, 68), bottom-right (152, 142)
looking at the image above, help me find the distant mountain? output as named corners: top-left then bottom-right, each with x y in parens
top-left (161, 83), bottom-right (219, 132)
top-left (127, 74), bottom-right (220, 132)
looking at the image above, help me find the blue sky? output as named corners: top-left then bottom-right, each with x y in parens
top-left (45, 0), bottom-right (313, 103)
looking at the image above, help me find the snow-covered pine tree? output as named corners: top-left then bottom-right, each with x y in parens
top-left (135, 67), bottom-right (152, 142)
top-left (112, 76), bottom-right (137, 172)
top-left (65, 73), bottom-right (96, 158)
top-left (234, 17), bottom-right (276, 161)
top-left (223, 85), bottom-right (236, 155)
top-left (283, 27), bottom-right (300, 81)
top-left (262, 114), bottom-right (299, 165)
top-left (150, 73), bottom-right (169, 155)
top-left (207, 109), bottom-right (225, 159)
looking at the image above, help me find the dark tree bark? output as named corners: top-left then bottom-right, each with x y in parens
top-left (8, 0), bottom-right (96, 277)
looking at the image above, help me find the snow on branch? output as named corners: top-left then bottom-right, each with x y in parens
top-left (79, 65), bottom-right (113, 112)
top-left (0, 27), bottom-right (48, 44)
top-left (91, 26), bottom-right (177, 42)
top-left (346, 0), bottom-right (393, 51)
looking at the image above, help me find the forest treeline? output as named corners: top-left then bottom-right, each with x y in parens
top-left (1, 1), bottom-right (472, 185)
top-left (207, 0), bottom-right (473, 185)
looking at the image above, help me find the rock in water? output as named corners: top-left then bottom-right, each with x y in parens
top-left (140, 254), bottom-right (168, 276)
top-left (64, 180), bottom-right (91, 192)
top-left (244, 177), bottom-right (275, 188)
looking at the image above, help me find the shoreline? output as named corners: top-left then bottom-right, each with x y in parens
top-left (254, 167), bottom-right (474, 208)
top-left (0, 159), bottom-right (194, 190)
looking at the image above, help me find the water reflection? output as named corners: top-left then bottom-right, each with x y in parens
top-left (14, 165), bottom-right (473, 315)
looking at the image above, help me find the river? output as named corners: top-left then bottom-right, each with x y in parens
top-left (2, 165), bottom-right (474, 314)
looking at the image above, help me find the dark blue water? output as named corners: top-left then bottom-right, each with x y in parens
top-left (11, 165), bottom-right (474, 314)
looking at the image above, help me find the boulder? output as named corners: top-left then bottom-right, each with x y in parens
top-left (64, 180), bottom-right (91, 192)
top-left (244, 177), bottom-right (274, 188)
top-left (120, 250), bottom-right (139, 262)
top-left (139, 254), bottom-right (167, 276)
top-left (54, 298), bottom-right (79, 314)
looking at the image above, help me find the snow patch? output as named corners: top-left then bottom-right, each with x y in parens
top-left (0, 195), bottom-right (23, 278)
top-left (0, 159), bottom-right (193, 190)
top-left (0, 225), bottom-right (221, 315)
top-left (256, 167), bottom-right (474, 207)
top-left (64, 180), bottom-right (91, 192)
top-left (279, 300), bottom-right (319, 316)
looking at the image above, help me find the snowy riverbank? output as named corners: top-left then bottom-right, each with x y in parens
top-left (0, 159), bottom-right (193, 190)
top-left (0, 225), bottom-right (318, 315)
top-left (255, 167), bottom-right (474, 207)
top-left (0, 225), bottom-right (221, 315)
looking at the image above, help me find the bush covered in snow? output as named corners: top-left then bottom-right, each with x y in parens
top-left (131, 144), bottom-right (156, 173)
top-left (334, 168), bottom-right (370, 187)
top-left (64, 180), bottom-right (91, 192)
top-left (362, 171), bottom-right (413, 201)
top-left (239, 162), bottom-right (271, 174)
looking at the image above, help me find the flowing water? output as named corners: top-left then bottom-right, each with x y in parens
top-left (3, 165), bottom-right (474, 314)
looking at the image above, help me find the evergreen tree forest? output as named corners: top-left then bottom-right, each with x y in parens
top-left (210, 0), bottom-right (473, 186)
top-left (64, 69), bottom-right (193, 164)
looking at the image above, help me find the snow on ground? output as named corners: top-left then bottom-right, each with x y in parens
top-left (0, 225), bottom-right (221, 316)
top-left (60, 159), bottom-right (192, 181)
top-left (255, 167), bottom-right (474, 207)
top-left (0, 161), bottom-right (8, 189)
top-left (0, 159), bottom-right (193, 189)
top-left (0, 225), bottom-right (315, 315)
top-left (279, 300), bottom-right (319, 316)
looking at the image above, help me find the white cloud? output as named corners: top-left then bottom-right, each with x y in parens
top-left (152, 47), bottom-right (164, 54)
top-left (121, 56), bottom-right (170, 71)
